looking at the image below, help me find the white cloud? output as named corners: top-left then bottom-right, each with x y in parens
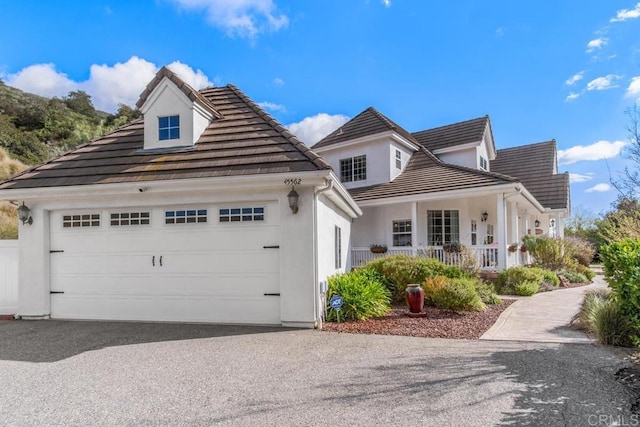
top-left (287, 113), bottom-right (350, 146)
top-left (170, 0), bottom-right (288, 39)
top-left (626, 76), bottom-right (640, 99)
top-left (257, 101), bottom-right (286, 113)
top-left (586, 74), bottom-right (621, 91)
top-left (565, 72), bottom-right (584, 86)
top-left (4, 57), bottom-right (216, 112)
top-left (381, 0), bottom-right (391, 7)
top-left (565, 92), bottom-right (581, 102)
top-left (4, 63), bottom-right (77, 98)
top-left (586, 37), bottom-right (607, 53)
top-left (272, 77), bottom-right (284, 86)
top-left (586, 183), bottom-right (611, 193)
top-left (558, 140), bottom-right (629, 165)
top-left (569, 173), bottom-right (594, 183)
top-left (611, 2), bottom-right (640, 22)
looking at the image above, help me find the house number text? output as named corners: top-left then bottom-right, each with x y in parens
top-left (284, 178), bottom-right (302, 186)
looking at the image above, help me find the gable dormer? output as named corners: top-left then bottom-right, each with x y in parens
top-left (313, 107), bottom-right (420, 189)
top-left (136, 67), bottom-right (221, 150)
top-left (411, 116), bottom-right (496, 171)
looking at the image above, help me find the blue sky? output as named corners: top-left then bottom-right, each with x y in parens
top-left (1, 1), bottom-right (639, 215)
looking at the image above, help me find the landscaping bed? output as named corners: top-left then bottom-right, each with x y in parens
top-left (323, 299), bottom-right (515, 339)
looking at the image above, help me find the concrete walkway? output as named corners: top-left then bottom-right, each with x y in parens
top-left (481, 275), bottom-right (608, 343)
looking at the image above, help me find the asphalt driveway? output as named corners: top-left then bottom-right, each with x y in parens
top-left (0, 320), bottom-right (638, 426)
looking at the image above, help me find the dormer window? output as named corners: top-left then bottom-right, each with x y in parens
top-left (340, 155), bottom-right (367, 182)
top-left (158, 115), bottom-right (180, 141)
top-left (479, 156), bottom-right (488, 171)
top-left (395, 150), bottom-right (402, 169)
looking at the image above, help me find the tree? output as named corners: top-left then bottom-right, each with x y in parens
top-left (613, 104), bottom-right (640, 198)
top-left (595, 197), bottom-right (640, 244)
top-left (63, 90), bottom-right (96, 119)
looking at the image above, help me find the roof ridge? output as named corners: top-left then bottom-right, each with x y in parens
top-left (496, 139), bottom-right (556, 153)
top-left (136, 67), bottom-right (222, 119)
top-left (224, 84), bottom-right (331, 171)
top-left (411, 115), bottom-right (489, 136)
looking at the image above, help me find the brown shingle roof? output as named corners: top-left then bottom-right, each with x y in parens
top-left (314, 107), bottom-right (419, 149)
top-left (411, 116), bottom-right (489, 152)
top-left (491, 140), bottom-right (569, 210)
top-left (0, 84), bottom-right (330, 190)
top-left (348, 149), bottom-right (518, 202)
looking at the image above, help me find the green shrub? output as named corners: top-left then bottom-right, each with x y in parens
top-left (573, 288), bottom-right (611, 332)
top-left (540, 269), bottom-right (560, 287)
top-left (523, 236), bottom-right (571, 271)
top-left (475, 281), bottom-right (502, 305)
top-left (428, 277), bottom-right (485, 312)
top-left (326, 269), bottom-right (391, 321)
top-left (513, 281), bottom-right (540, 296)
top-left (422, 276), bottom-right (450, 306)
top-left (366, 255), bottom-right (469, 302)
top-left (601, 239), bottom-right (640, 344)
top-left (593, 299), bottom-right (635, 347)
top-left (557, 268), bottom-right (588, 284)
top-left (497, 266), bottom-right (545, 295)
top-left (570, 262), bottom-right (595, 281)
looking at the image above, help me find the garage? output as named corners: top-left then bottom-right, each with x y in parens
top-left (49, 203), bottom-right (281, 324)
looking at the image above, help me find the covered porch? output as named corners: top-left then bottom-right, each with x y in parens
top-left (349, 186), bottom-right (564, 270)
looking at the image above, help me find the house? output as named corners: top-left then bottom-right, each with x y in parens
top-left (312, 108), bottom-right (570, 270)
top-left (0, 67), bottom-right (361, 327)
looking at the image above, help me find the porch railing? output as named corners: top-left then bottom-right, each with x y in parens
top-left (350, 246), bottom-right (499, 270)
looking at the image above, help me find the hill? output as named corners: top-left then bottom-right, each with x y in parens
top-left (0, 81), bottom-right (140, 238)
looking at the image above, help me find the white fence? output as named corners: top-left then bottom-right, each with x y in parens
top-left (0, 240), bottom-right (18, 315)
top-left (351, 246), bottom-right (500, 270)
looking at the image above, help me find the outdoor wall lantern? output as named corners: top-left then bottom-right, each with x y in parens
top-left (534, 219), bottom-right (540, 228)
top-left (550, 218), bottom-right (555, 227)
top-left (481, 211), bottom-right (488, 222)
top-left (288, 187), bottom-right (299, 214)
top-left (17, 202), bottom-right (33, 225)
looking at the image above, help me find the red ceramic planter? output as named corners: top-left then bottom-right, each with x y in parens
top-left (405, 284), bottom-right (424, 313)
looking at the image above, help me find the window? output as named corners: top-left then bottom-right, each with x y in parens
top-left (395, 150), bottom-right (402, 169)
top-left (111, 212), bottom-right (150, 226)
top-left (335, 226), bottom-right (342, 269)
top-left (63, 214), bottom-right (100, 228)
top-left (427, 210), bottom-right (459, 246)
top-left (219, 207), bottom-right (265, 223)
top-left (471, 220), bottom-right (477, 246)
top-left (339, 155), bottom-right (367, 182)
top-left (392, 220), bottom-right (412, 247)
top-left (479, 156), bottom-right (488, 171)
top-left (486, 224), bottom-right (494, 244)
top-left (165, 209), bottom-right (207, 224)
top-left (158, 115), bottom-right (180, 141)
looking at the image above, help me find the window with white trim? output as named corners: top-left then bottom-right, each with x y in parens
top-left (479, 156), bottom-right (488, 171)
top-left (486, 224), bottom-right (494, 244)
top-left (63, 214), bottom-right (100, 228)
top-left (339, 155), bottom-right (366, 182)
top-left (392, 220), bottom-right (412, 247)
top-left (110, 212), bottom-right (150, 226)
top-left (335, 225), bottom-right (342, 269)
top-left (427, 210), bottom-right (459, 246)
top-left (395, 149), bottom-right (402, 169)
top-left (219, 207), bottom-right (265, 223)
top-left (158, 115), bottom-right (180, 141)
top-left (471, 220), bottom-right (477, 246)
top-left (165, 209), bottom-right (207, 224)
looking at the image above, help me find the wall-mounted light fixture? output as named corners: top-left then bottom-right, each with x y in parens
top-left (534, 219), bottom-right (540, 228)
top-left (481, 211), bottom-right (488, 222)
top-left (550, 218), bottom-right (555, 227)
top-left (17, 202), bottom-right (33, 225)
top-left (287, 187), bottom-right (299, 214)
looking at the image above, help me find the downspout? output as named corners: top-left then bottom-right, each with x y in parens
top-left (312, 177), bottom-right (334, 330)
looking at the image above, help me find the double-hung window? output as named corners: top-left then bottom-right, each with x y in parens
top-left (479, 156), bottom-right (488, 170)
top-left (158, 115), bottom-right (180, 141)
top-left (392, 220), bottom-right (412, 247)
top-left (471, 220), bottom-right (477, 245)
top-left (427, 210), bottom-right (460, 246)
top-left (486, 224), bottom-right (494, 244)
top-left (395, 150), bottom-right (402, 169)
top-left (339, 155), bottom-right (366, 182)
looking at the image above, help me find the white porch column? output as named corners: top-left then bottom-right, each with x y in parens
top-left (510, 202), bottom-right (519, 245)
top-left (555, 214), bottom-right (564, 238)
top-left (411, 201), bottom-right (418, 255)
top-left (497, 193), bottom-right (507, 270)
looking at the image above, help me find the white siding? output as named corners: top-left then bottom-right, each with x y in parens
top-left (437, 147), bottom-right (477, 169)
top-left (390, 141), bottom-right (412, 181)
top-left (320, 138), bottom-right (392, 189)
top-left (0, 240), bottom-right (18, 315)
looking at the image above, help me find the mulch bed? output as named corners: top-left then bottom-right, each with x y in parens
top-left (322, 299), bottom-right (515, 340)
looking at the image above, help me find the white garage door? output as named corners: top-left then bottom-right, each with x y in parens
top-left (49, 203), bottom-right (281, 324)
